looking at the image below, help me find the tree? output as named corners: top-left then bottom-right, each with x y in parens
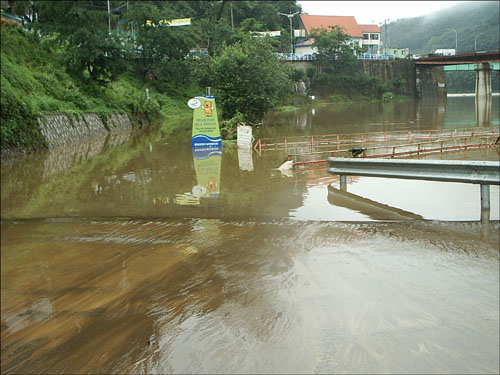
top-left (207, 35), bottom-right (291, 122)
top-left (124, 1), bottom-right (195, 81)
top-left (310, 26), bottom-right (362, 75)
top-left (35, 1), bottom-right (126, 84)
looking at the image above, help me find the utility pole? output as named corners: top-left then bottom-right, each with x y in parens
top-left (447, 28), bottom-right (457, 52)
top-left (383, 19), bottom-right (390, 55)
top-left (107, 0), bottom-right (111, 34)
top-left (278, 11), bottom-right (299, 57)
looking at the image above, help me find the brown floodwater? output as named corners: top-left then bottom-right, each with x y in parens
top-left (1, 96), bottom-right (499, 374)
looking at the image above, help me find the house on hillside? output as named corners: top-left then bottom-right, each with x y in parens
top-left (387, 46), bottom-right (410, 59)
top-left (293, 14), bottom-right (381, 59)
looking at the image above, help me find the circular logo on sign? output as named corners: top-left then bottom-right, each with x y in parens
top-left (192, 185), bottom-right (207, 197)
top-left (187, 98), bottom-right (201, 109)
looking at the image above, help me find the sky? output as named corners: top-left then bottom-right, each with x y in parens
top-left (297, 1), bottom-right (464, 25)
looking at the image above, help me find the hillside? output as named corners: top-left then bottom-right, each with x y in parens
top-left (384, 1), bottom-right (499, 54)
top-left (0, 23), bottom-right (195, 153)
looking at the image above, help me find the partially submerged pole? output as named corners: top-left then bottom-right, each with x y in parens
top-left (480, 184), bottom-right (490, 222)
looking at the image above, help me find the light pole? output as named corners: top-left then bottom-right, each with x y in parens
top-left (382, 19), bottom-right (390, 55)
top-left (447, 28), bottom-right (457, 53)
top-left (474, 33), bottom-right (485, 52)
top-left (107, 0), bottom-right (111, 34)
top-left (278, 11), bottom-right (299, 57)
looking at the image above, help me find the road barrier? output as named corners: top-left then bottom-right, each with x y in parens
top-left (327, 158), bottom-right (500, 221)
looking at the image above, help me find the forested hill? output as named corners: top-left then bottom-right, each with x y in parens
top-left (384, 1), bottom-right (499, 54)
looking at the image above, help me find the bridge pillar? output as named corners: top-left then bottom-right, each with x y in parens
top-left (475, 63), bottom-right (492, 98)
top-left (476, 63), bottom-right (492, 127)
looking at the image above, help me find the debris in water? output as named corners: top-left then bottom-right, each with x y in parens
top-left (350, 148), bottom-right (365, 157)
top-left (278, 160), bottom-right (294, 171)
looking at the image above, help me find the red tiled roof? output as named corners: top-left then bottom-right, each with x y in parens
top-left (359, 24), bottom-right (381, 33)
top-left (300, 14), bottom-right (363, 37)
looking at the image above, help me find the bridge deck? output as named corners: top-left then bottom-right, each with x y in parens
top-left (415, 51), bottom-right (500, 66)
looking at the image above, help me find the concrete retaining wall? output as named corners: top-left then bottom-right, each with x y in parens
top-left (38, 112), bottom-right (132, 148)
top-left (285, 59), bottom-right (446, 99)
top-left (357, 59), bottom-right (417, 97)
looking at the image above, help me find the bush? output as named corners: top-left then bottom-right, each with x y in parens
top-left (381, 92), bottom-right (395, 102)
top-left (208, 36), bottom-right (292, 122)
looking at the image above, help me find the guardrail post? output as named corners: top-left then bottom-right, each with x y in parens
top-left (480, 184), bottom-right (490, 222)
top-left (340, 175), bottom-right (347, 191)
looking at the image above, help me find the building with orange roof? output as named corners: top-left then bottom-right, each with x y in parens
top-left (294, 14), bottom-right (381, 58)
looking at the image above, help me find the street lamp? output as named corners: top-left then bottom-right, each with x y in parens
top-left (278, 11), bottom-right (299, 57)
top-left (447, 28), bottom-right (458, 53)
top-left (474, 33), bottom-right (485, 52)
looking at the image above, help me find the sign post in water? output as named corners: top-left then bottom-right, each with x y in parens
top-left (188, 91), bottom-right (222, 199)
top-left (188, 94), bottom-right (222, 149)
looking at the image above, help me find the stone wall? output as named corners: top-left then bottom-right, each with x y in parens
top-left (357, 59), bottom-right (417, 97)
top-left (415, 65), bottom-right (447, 99)
top-left (38, 112), bottom-right (132, 148)
top-left (284, 59), bottom-right (446, 100)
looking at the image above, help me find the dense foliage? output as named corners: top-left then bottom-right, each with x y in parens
top-left (1, 0), bottom-right (309, 152)
top-left (307, 26), bottom-right (392, 100)
top-left (207, 36), bottom-right (291, 122)
top-left (310, 26), bottom-right (361, 75)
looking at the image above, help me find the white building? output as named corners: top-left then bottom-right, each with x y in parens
top-left (294, 14), bottom-right (381, 58)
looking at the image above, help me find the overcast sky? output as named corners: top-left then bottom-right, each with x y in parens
top-left (297, 1), bottom-right (464, 25)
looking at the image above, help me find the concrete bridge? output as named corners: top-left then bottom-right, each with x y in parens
top-left (415, 51), bottom-right (500, 99)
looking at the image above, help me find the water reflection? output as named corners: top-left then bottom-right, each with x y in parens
top-left (192, 147), bottom-right (222, 199)
top-left (261, 95), bottom-right (500, 137)
top-left (327, 184), bottom-right (424, 221)
top-left (1, 97), bottom-right (498, 222)
top-left (43, 136), bottom-right (107, 179)
top-left (238, 147), bottom-right (254, 171)
top-left (476, 94), bottom-right (492, 126)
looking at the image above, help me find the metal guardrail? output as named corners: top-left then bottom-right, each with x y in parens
top-left (327, 158), bottom-right (500, 220)
top-left (327, 158), bottom-right (500, 185)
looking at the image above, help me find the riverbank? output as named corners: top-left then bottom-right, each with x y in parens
top-left (1, 22), bottom-right (412, 158)
top-left (0, 23), bottom-right (196, 157)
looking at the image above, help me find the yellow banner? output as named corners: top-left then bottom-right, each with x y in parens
top-left (146, 18), bottom-right (191, 27)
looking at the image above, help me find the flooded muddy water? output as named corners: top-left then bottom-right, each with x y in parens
top-left (1, 96), bottom-right (499, 373)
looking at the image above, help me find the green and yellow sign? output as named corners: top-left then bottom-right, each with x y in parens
top-left (188, 95), bottom-right (222, 149)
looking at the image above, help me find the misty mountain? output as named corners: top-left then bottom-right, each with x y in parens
top-left (383, 1), bottom-right (499, 54)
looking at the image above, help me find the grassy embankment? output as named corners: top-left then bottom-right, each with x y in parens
top-left (0, 23), bottom-right (197, 155)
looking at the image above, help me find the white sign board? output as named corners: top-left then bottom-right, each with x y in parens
top-left (237, 125), bottom-right (253, 149)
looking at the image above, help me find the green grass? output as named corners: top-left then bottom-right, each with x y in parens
top-left (0, 23), bottom-right (198, 154)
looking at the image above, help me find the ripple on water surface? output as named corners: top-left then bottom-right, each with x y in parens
top-left (1, 218), bottom-right (499, 374)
